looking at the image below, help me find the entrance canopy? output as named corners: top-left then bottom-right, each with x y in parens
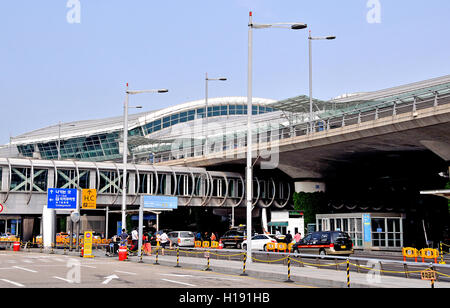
top-left (420, 189), bottom-right (450, 200)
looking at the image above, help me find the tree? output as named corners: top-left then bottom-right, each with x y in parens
top-left (293, 191), bottom-right (327, 233)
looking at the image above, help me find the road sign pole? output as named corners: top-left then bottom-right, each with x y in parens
top-left (76, 190), bottom-right (80, 252)
top-left (138, 203), bottom-right (143, 262)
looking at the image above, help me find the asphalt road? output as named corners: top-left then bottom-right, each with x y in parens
top-left (0, 251), bottom-right (316, 289)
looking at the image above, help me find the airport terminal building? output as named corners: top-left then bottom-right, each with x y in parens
top-left (1, 76), bottom-right (449, 250)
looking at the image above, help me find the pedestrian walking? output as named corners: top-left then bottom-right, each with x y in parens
top-left (285, 231), bottom-right (293, 244)
top-left (210, 232), bottom-right (217, 242)
top-left (131, 227), bottom-right (139, 254)
top-left (159, 231), bottom-right (171, 256)
top-left (294, 232), bottom-right (302, 243)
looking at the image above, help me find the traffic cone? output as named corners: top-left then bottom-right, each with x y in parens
top-left (218, 240), bottom-right (223, 250)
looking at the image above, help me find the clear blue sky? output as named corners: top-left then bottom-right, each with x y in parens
top-left (1, 1), bottom-right (449, 145)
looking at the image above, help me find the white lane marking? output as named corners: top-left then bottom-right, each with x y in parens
top-left (115, 270), bottom-right (137, 275)
top-left (102, 274), bottom-right (119, 285)
top-left (0, 279), bottom-right (25, 287)
top-left (13, 266), bottom-right (37, 273)
top-left (160, 273), bottom-right (240, 281)
top-left (53, 276), bottom-right (73, 283)
top-left (81, 265), bottom-right (96, 269)
top-left (161, 278), bottom-right (196, 287)
top-left (160, 273), bottom-right (193, 278)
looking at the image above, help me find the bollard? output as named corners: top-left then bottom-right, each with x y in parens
top-left (50, 243), bottom-right (55, 254)
top-left (431, 264), bottom-right (435, 288)
top-left (285, 255), bottom-right (294, 283)
top-left (440, 243), bottom-right (446, 264)
top-left (138, 247), bottom-right (143, 264)
top-left (174, 247), bottom-right (181, 268)
top-left (154, 247), bottom-right (160, 265)
top-left (240, 252), bottom-right (248, 276)
top-left (204, 250), bottom-right (211, 271)
top-left (403, 263), bottom-right (409, 279)
top-left (346, 258), bottom-right (350, 288)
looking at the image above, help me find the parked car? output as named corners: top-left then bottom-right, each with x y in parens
top-left (167, 231), bottom-right (195, 247)
top-left (241, 234), bottom-right (278, 251)
top-left (292, 231), bottom-right (354, 256)
top-left (220, 229), bottom-right (246, 249)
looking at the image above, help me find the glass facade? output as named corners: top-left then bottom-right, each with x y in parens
top-left (9, 167), bottom-right (48, 192)
top-left (56, 169), bottom-right (90, 189)
top-left (15, 104), bottom-right (275, 162)
top-left (18, 132), bottom-right (121, 161)
top-left (316, 213), bottom-right (404, 250)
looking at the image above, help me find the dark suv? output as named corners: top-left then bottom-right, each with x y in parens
top-left (219, 230), bottom-right (246, 249)
top-left (292, 231), bottom-right (354, 256)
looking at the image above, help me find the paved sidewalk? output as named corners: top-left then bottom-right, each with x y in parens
top-left (21, 248), bottom-right (450, 288)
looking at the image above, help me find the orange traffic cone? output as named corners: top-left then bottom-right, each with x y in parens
top-left (218, 240), bottom-right (224, 250)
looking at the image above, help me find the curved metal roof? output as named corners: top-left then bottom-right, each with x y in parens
top-left (11, 96), bottom-right (276, 145)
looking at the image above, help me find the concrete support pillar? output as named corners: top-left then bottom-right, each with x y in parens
top-left (42, 206), bottom-right (56, 249)
top-left (1, 166), bottom-right (7, 191)
top-left (261, 208), bottom-right (268, 234)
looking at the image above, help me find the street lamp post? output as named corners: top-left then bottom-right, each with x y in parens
top-left (121, 84), bottom-right (168, 232)
top-left (247, 11), bottom-right (307, 263)
top-left (308, 31), bottom-right (336, 133)
top-left (205, 73), bottom-right (227, 155)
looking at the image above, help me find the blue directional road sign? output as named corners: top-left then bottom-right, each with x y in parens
top-left (141, 195), bottom-right (178, 210)
top-left (47, 188), bottom-right (78, 210)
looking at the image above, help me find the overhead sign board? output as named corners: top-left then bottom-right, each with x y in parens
top-left (81, 189), bottom-right (97, 209)
top-left (141, 195), bottom-right (178, 210)
top-left (47, 188), bottom-right (78, 210)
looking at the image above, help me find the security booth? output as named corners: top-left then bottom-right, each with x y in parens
top-left (268, 210), bottom-right (304, 236)
top-left (315, 213), bottom-right (405, 251)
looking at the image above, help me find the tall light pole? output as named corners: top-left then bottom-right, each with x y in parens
top-left (247, 11), bottom-right (307, 263)
top-left (308, 31), bottom-right (336, 133)
top-left (205, 73), bottom-right (227, 155)
top-left (121, 84), bottom-right (168, 232)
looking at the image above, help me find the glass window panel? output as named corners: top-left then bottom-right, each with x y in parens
top-left (33, 169), bottom-right (48, 192)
